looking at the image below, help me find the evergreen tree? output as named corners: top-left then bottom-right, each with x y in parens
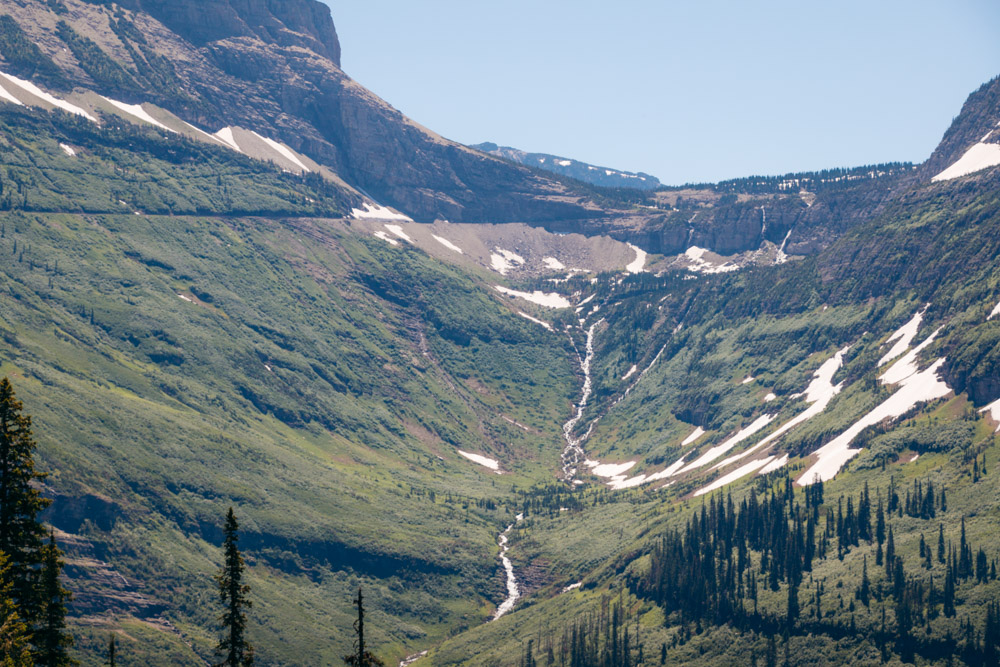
top-left (105, 633), bottom-right (115, 667)
top-left (215, 508), bottom-right (253, 667)
top-left (34, 531), bottom-right (73, 666)
top-left (0, 552), bottom-right (32, 667)
top-left (343, 587), bottom-right (384, 667)
top-left (0, 378), bottom-right (50, 627)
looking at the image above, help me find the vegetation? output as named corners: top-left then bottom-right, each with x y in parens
top-left (215, 509), bottom-right (253, 667)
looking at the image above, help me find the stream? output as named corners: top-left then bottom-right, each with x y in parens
top-left (491, 513), bottom-right (524, 620)
top-left (560, 322), bottom-right (600, 481)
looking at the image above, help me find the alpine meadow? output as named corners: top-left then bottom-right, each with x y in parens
top-left (0, 1), bottom-right (1000, 665)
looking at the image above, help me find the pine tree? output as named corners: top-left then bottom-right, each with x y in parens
top-left (343, 588), bottom-right (384, 666)
top-left (0, 378), bottom-right (50, 627)
top-left (215, 508), bottom-right (253, 667)
top-left (0, 551), bottom-right (32, 667)
top-left (105, 633), bottom-right (116, 667)
top-left (34, 531), bottom-right (73, 666)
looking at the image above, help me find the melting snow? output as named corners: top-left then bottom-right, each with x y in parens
top-left (741, 376), bottom-right (755, 384)
top-left (758, 454), bottom-right (789, 476)
top-left (495, 286), bottom-right (571, 309)
top-left (0, 82), bottom-right (23, 106)
top-left (695, 457), bottom-right (775, 497)
top-left (799, 357), bottom-right (950, 485)
top-left (517, 311), bottom-right (553, 331)
top-left (373, 231), bottom-right (399, 246)
top-left (933, 142), bottom-right (1000, 182)
top-left (563, 582), bottom-right (583, 592)
top-left (544, 257), bottom-right (566, 270)
top-left (384, 224), bottom-right (412, 243)
top-left (585, 460), bottom-right (636, 478)
top-left (990, 300), bottom-right (1000, 320)
top-left (880, 329), bottom-right (940, 386)
top-left (177, 294), bottom-right (193, 302)
top-left (59, 143), bottom-right (76, 157)
top-left (491, 249), bottom-right (525, 275)
top-left (712, 346), bottom-right (849, 470)
top-left (556, 159), bottom-right (572, 166)
top-left (458, 450), bottom-right (500, 471)
top-left (626, 243), bottom-right (647, 274)
top-left (622, 365), bottom-right (637, 381)
top-left (764, 393), bottom-right (777, 402)
top-left (496, 248), bottom-right (525, 264)
top-left (681, 427), bottom-right (705, 447)
top-left (214, 127), bottom-right (242, 152)
top-left (679, 414), bottom-right (776, 472)
top-left (433, 235), bottom-right (463, 253)
top-left (352, 203), bottom-right (412, 221)
top-left (250, 131), bottom-right (311, 172)
top-left (685, 246), bottom-right (740, 274)
top-left (102, 97), bottom-right (175, 133)
top-left (0, 72), bottom-right (96, 121)
top-left (980, 398), bottom-right (1000, 433)
top-left (878, 308), bottom-right (926, 366)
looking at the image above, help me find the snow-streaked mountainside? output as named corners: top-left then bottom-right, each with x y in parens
top-left (471, 142), bottom-right (662, 190)
top-left (1, 1), bottom-right (1000, 665)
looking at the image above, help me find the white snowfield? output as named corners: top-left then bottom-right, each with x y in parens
top-left (0, 72), bottom-right (96, 121)
top-left (494, 286), bottom-right (571, 309)
top-left (102, 97), bottom-right (175, 133)
top-left (979, 398), bottom-right (1000, 433)
top-left (544, 256), bottom-right (566, 270)
top-left (59, 143), bottom-right (76, 157)
top-left (384, 224), bottom-right (412, 243)
top-left (681, 427), bottom-right (705, 447)
top-left (878, 308), bottom-right (925, 366)
top-left (741, 376), bottom-right (755, 384)
top-left (933, 142), bottom-right (1000, 182)
top-left (710, 345), bottom-right (849, 470)
top-left (879, 329), bottom-right (940, 386)
top-left (758, 454), bottom-right (789, 476)
top-left (490, 248), bottom-right (526, 275)
top-left (990, 300), bottom-right (1000, 320)
top-left (458, 450), bottom-right (500, 471)
top-left (764, 393), bottom-right (777, 402)
top-left (517, 311), bottom-right (553, 331)
top-left (432, 235), bottom-right (463, 253)
top-left (0, 82), bottom-right (23, 106)
top-left (679, 414), bottom-right (775, 473)
top-left (622, 365), bottom-right (637, 380)
top-left (799, 352), bottom-right (951, 485)
top-left (604, 457), bottom-right (688, 491)
top-left (351, 202), bottom-right (413, 222)
top-left (626, 244), bottom-right (647, 274)
top-left (556, 159), bottom-right (572, 166)
top-left (585, 460), bottom-right (636, 478)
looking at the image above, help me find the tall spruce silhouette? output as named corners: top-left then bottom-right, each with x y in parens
top-left (0, 377), bottom-right (51, 629)
top-left (215, 508), bottom-right (253, 666)
top-left (343, 588), bottom-right (383, 666)
top-left (35, 530), bottom-right (73, 666)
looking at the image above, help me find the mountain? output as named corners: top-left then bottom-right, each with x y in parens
top-left (470, 142), bottom-right (663, 190)
top-left (1, 0), bottom-right (1000, 665)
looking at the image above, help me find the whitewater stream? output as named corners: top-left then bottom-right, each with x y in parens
top-left (560, 322), bottom-right (600, 481)
top-left (491, 513), bottom-right (524, 620)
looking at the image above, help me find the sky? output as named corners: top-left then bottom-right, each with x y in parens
top-left (323, 1), bottom-right (1000, 185)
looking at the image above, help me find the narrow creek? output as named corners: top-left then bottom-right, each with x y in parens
top-left (560, 322), bottom-right (600, 481)
top-left (491, 513), bottom-right (524, 620)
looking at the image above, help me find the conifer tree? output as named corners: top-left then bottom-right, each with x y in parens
top-left (105, 633), bottom-right (116, 667)
top-left (0, 551), bottom-right (32, 667)
top-left (34, 531), bottom-right (73, 666)
top-left (344, 587), bottom-right (384, 667)
top-left (215, 508), bottom-right (253, 667)
top-left (0, 378), bottom-right (50, 626)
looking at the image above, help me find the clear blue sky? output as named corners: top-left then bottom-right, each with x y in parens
top-left (323, 1), bottom-right (1000, 185)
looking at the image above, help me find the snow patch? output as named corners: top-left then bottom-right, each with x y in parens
top-left (626, 243), bottom-right (647, 274)
top-left (458, 450), bottom-right (500, 471)
top-left (990, 300), bottom-right (1000, 320)
top-left (585, 460), bottom-right (636, 478)
top-left (432, 235), bottom-right (463, 253)
top-left (563, 582), bottom-right (583, 592)
top-left (101, 97), bottom-right (175, 133)
top-left (384, 224), bottom-right (412, 243)
top-left (933, 142), bottom-right (1000, 182)
top-left (979, 398), bottom-right (1000, 433)
top-left (543, 256), bottom-right (566, 270)
top-left (681, 427), bottom-right (705, 447)
top-left (517, 311), bottom-right (553, 331)
top-left (556, 159), bottom-right (572, 166)
top-left (799, 358), bottom-right (951, 485)
top-left (495, 286), bottom-right (571, 309)
top-left (250, 131), bottom-right (311, 172)
top-left (373, 231), bottom-right (399, 246)
top-left (695, 457), bottom-right (775, 497)
top-left (685, 246), bottom-right (740, 274)
top-left (679, 414), bottom-right (776, 472)
top-left (758, 454), bottom-right (789, 476)
top-left (0, 72), bottom-right (96, 121)
top-left (878, 308), bottom-right (925, 366)
top-left (764, 393), bottom-right (777, 402)
top-left (0, 82), bottom-right (23, 106)
top-left (177, 294), bottom-right (193, 302)
top-left (213, 127), bottom-right (242, 152)
top-left (622, 365), bottom-right (637, 381)
top-left (352, 203), bottom-right (412, 221)
top-left (880, 329), bottom-right (940, 386)
top-left (59, 143), bottom-right (76, 157)
top-left (741, 376), bottom-right (755, 384)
